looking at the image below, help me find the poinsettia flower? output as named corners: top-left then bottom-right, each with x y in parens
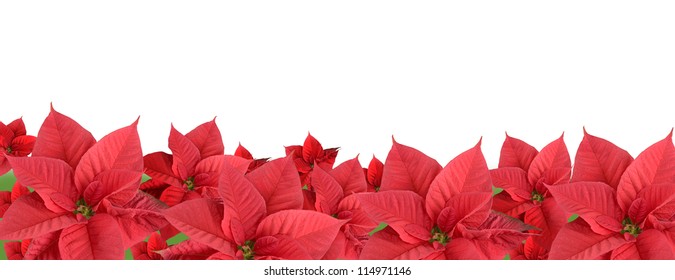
top-left (548, 131), bottom-right (675, 259)
top-left (0, 182), bottom-right (30, 218)
top-left (0, 117), bottom-right (37, 175)
top-left (141, 119), bottom-right (250, 207)
top-left (131, 232), bottom-right (167, 260)
top-left (356, 140), bottom-right (534, 260)
top-left (234, 143), bottom-right (269, 173)
top-left (490, 133), bottom-right (571, 251)
top-left (0, 107), bottom-right (167, 260)
top-left (163, 160), bottom-right (345, 260)
top-left (364, 155), bottom-right (383, 192)
top-left (285, 133), bottom-right (339, 189)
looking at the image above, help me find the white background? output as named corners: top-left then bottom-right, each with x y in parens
top-left (2, 1), bottom-right (675, 168)
top-left (1, 0), bottom-right (675, 276)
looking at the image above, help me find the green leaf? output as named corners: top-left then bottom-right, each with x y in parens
top-left (567, 214), bottom-right (579, 223)
top-left (369, 222), bottom-right (388, 236)
top-left (492, 186), bottom-right (504, 196)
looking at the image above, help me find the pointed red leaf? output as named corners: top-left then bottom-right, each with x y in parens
top-left (143, 152), bottom-right (181, 187)
top-left (185, 118), bottom-right (224, 158)
top-left (59, 213), bottom-right (124, 260)
top-left (32, 106), bottom-right (96, 169)
top-left (0, 193), bottom-right (78, 240)
top-left (163, 198), bottom-right (235, 254)
top-left (330, 156), bottom-right (367, 196)
top-left (168, 125), bottom-right (201, 180)
top-left (235, 143), bottom-right (253, 159)
top-left (256, 210), bottom-right (347, 260)
top-left (7, 156), bottom-right (77, 212)
top-left (218, 162), bottom-right (267, 243)
top-left (355, 191), bottom-right (431, 244)
top-left (528, 135), bottom-right (571, 186)
top-left (426, 141), bottom-right (491, 223)
top-left (499, 133), bottom-right (539, 170)
top-left (246, 156), bottom-right (303, 214)
top-left (547, 182), bottom-right (623, 235)
top-left (74, 121), bottom-right (142, 194)
top-left (380, 139), bottom-right (442, 197)
top-left (360, 227), bottom-right (437, 260)
top-left (618, 131), bottom-right (675, 213)
top-left (312, 165), bottom-right (344, 215)
top-left (572, 129), bottom-right (633, 189)
top-left (302, 133), bottom-right (324, 163)
top-left (549, 220), bottom-right (626, 260)
top-left (367, 155), bottom-right (384, 190)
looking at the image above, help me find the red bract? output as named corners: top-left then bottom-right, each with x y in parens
top-left (548, 131), bottom-right (675, 259)
top-left (490, 134), bottom-right (570, 251)
top-left (0, 118), bottom-right (37, 175)
top-left (131, 232), bottom-right (167, 260)
top-left (234, 143), bottom-right (269, 173)
top-left (357, 141), bottom-right (534, 260)
top-left (379, 138), bottom-right (442, 198)
top-left (0, 107), bottom-right (167, 259)
top-left (364, 155), bottom-right (383, 192)
top-left (285, 133), bottom-right (339, 188)
top-left (163, 161), bottom-right (345, 259)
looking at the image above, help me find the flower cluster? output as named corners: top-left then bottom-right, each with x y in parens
top-left (1, 107), bottom-right (673, 260)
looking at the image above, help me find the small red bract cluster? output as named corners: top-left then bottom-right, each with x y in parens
top-left (1, 107), bottom-right (674, 260)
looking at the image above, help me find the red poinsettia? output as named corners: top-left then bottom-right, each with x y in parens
top-left (364, 155), bottom-right (383, 192)
top-left (548, 131), bottom-right (675, 259)
top-left (490, 133), bottom-right (571, 252)
top-left (142, 119), bottom-right (232, 206)
top-left (0, 107), bottom-right (167, 259)
top-left (356, 140), bottom-right (534, 259)
top-left (163, 161), bottom-right (345, 259)
top-left (234, 143), bottom-right (269, 173)
top-left (285, 133), bottom-right (339, 188)
top-left (0, 117), bottom-right (37, 175)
